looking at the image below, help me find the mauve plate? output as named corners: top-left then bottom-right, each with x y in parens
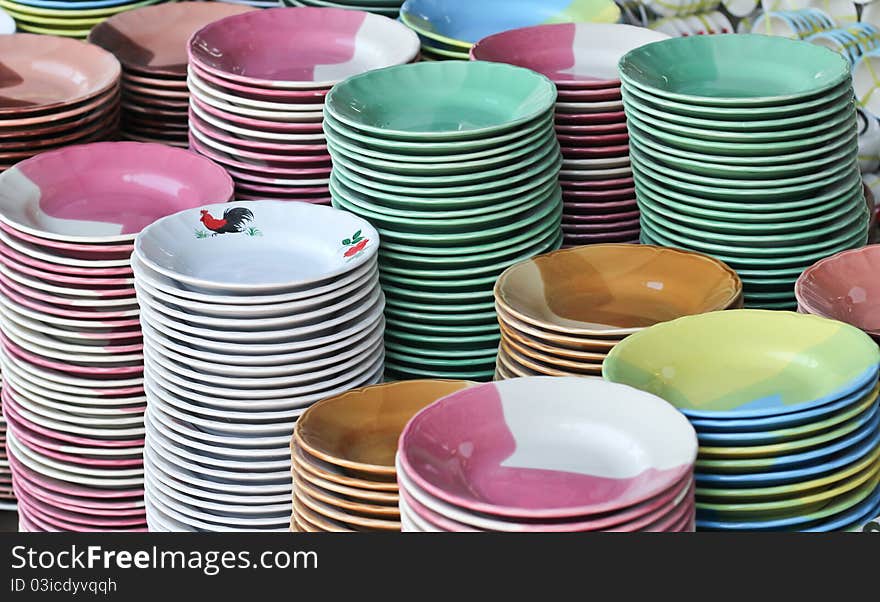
top-left (555, 110), bottom-right (625, 124)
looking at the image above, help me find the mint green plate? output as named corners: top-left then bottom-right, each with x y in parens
top-left (618, 35), bottom-right (851, 107)
top-left (629, 131), bottom-right (857, 180)
top-left (385, 305), bottom-right (498, 325)
top-left (381, 280), bottom-right (497, 304)
top-left (325, 125), bottom-right (555, 175)
top-left (630, 143), bottom-right (857, 189)
top-left (332, 150), bottom-right (562, 197)
top-left (385, 328), bottom-right (500, 349)
top-left (620, 79), bottom-right (854, 120)
top-left (386, 316), bottom-right (499, 336)
top-left (385, 361), bottom-right (496, 382)
top-left (322, 111), bottom-right (554, 155)
top-left (381, 270), bottom-right (499, 292)
top-left (385, 338), bottom-right (499, 360)
top-left (331, 161), bottom-right (560, 210)
top-left (331, 171), bottom-right (557, 219)
top-left (419, 43), bottom-right (470, 61)
top-left (622, 92), bottom-right (855, 139)
top-left (631, 154), bottom-right (857, 201)
top-left (324, 61), bottom-right (556, 140)
top-left (637, 191), bottom-right (863, 235)
top-left (327, 136), bottom-right (559, 185)
top-left (330, 179), bottom-right (556, 233)
top-left (633, 168), bottom-right (863, 215)
top-left (386, 296), bottom-right (495, 314)
top-left (386, 350), bottom-right (497, 371)
top-left (625, 114), bottom-right (857, 157)
top-left (639, 214), bottom-right (868, 265)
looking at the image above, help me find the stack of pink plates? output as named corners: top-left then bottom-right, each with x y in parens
top-left (471, 24), bottom-right (669, 247)
top-left (397, 377), bottom-right (698, 532)
top-left (0, 34), bottom-right (121, 174)
top-left (88, 2), bottom-right (256, 148)
top-left (186, 7), bottom-right (419, 202)
top-left (0, 142), bottom-right (233, 532)
top-left (0, 413), bottom-right (12, 510)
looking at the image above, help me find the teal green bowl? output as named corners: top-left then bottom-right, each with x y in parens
top-left (322, 111), bottom-right (554, 156)
top-left (631, 154), bottom-right (858, 201)
top-left (385, 304), bottom-right (498, 326)
top-left (385, 362), bottom-right (496, 382)
top-left (386, 316), bottom-right (499, 336)
top-left (332, 163), bottom-right (560, 210)
top-left (381, 280), bottom-right (498, 305)
top-left (325, 61), bottom-right (557, 141)
top-left (620, 79), bottom-right (855, 120)
top-left (623, 98), bottom-right (855, 143)
top-left (386, 296), bottom-right (496, 314)
top-left (621, 88), bottom-right (855, 134)
top-left (633, 168), bottom-right (863, 215)
top-left (602, 309), bottom-right (880, 418)
top-left (629, 129), bottom-right (858, 180)
top-left (626, 113), bottom-right (857, 157)
top-left (618, 35), bottom-right (851, 107)
top-left (385, 338), bottom-right (499, 360)
top-left (630, 145), bottom-right (858, 190)
top-left (327, 135), bottom-right (559, 185)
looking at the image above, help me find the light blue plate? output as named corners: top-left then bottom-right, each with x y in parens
top-left (696, 422), bottom-right (880, 487)
top-left (804, 485), bottom-right (880, 532)
top-left (12, 0), bottom-right (136, 9)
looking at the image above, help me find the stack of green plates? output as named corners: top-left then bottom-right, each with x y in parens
top-left (618, 34), bottom-right (867, 310)
top-left (324, 61), bottom-right (562, 381)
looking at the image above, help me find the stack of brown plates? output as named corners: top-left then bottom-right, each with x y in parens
top-left (492, 244), bottom-right (743, 379)
top-left (0, 34), bottom-right (120, 173)
top-left (88, 2), bottom-right (255, 147)
top-left (290, 379), bottom-right (472, 532)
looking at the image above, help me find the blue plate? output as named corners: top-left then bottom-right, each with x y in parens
top-left (689, 378), bottom-right (879, 432)
top-left (696, 422), bottom-right (880, 487)
top-left (11, 0), bottom-right (137, 9)
top-left (805, 485), bottom-right (880, 532)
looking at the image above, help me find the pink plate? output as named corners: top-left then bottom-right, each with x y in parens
top-left (189, 62), bottom-right (330, 102)
top-left (12, 475), bottom-right (144, 517)
top-left (0, 337), bottom-right (144, 376)
top-left (559, 175), bottom-right (634, 190)
top-left (16, 495), bottom-right (146, 531)
top-left (564, 228), bottom-right (641, 243)
top-left (0, 251), bottom-right (134, 287)
top-left (564, 208), bottom-right (640, 223)
top-left (563, 213), bottom-right (641, 228)
top-left (0, 221), bottom-right (134, 257)
top-left (0, 280), bottom-right (138, 322)
top-left (189, 112), bottom-right (328, 155)
top-left (555, 110), bottom-right (625, 125)
top-left (188, 136), bottom-right (332, 177)
top-left (562, 186), bottom-right (635, 200)
top-left (7, 424), bottom-right (143, 469)
top-left (398, 377), bottom-right (696, 519)
top-left (562, 144), bottom-right (630, 159)
top-left (0, 142), bottom-right (234, 243)
top-left (234, 181), bottom-right (331, 197)
top-left (555, 122), bottom-right (627, 136)
top-left (0, 239), bottom-right (132, 277)
top-left (557, 88), bottom-right (622, 102)
top-left (188, 7), bottom-right (419, 88)
top-left (189, 127), bottom-right (331, 165)
top-left (557, 132), bottom-right (629, 146)
top-left (190, 96), bottom-right (325, 134)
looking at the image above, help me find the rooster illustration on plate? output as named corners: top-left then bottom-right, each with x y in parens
top-left (195, 207), bottom-right (261, 238)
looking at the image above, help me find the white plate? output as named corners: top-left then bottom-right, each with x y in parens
top-left (2, 396), bottom-right (145, 439)
top-left (134, 201), bottom-right (379, 294)
top-left (0, 349), bottom-right (143, 391)
top-left (0, 316), bottom-right (141, 360)
top-left (0, 262), bottom-right (135, 303)
top-left (189, 85), bottom-right (325, 122)
top-left (0, 305), bottom-right (140, 347)
top-left (188, 124), bottom-right (330, 168)
top-left (188, 70), bottom-right (324, 113)
top-left (0, 290), bottom-right (140, 331)
top-left (1, 326), bottom-right (143, 366)
top-left (0, 229), bottom-right (132, 269)
top-left (2, 373), bottom-right (143, 417)
top-left (145, 485), bottom-right (289, 532)
top-left (4, 387), bottom-right (144, 428)
top-left (0, 364), bottom-right (145, 408)
top-left (189, 101), bottom-right (327, 142)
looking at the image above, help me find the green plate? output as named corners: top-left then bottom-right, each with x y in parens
top-left (381, 281), bottom-right (495, 305)
top-left (631, 154), bottom-right (858, 201)
top-left (327, 135), bottom-right (559, 185)
top-left (419, 43), bottom-right (470, 61)
top-left (620, 79), bottom-right (854, 120)
top-left (331, 171), bottom-right (558, 219)
top-left (633, 168), bottom-right (863, 215)
top-left (325, 127), bottom-right (556, 176)
top-left (618, 34), bottom-right (851, 107)
top-left (331, 149), bottom-right (562, 197)
top-left (385, 362), bottom-right (496, 382)
top-left (637, 194), bottom-right (866, 242)
top-left (622, 95), bottom-right (855, 142)
top-left (629, 131), bottom-right (857, 180)
top-left (625, 113), bottom-right (857, 157)
top-left (636, 182), bottom-right (863, 231)
top-left (322, 111), bottom-right (554, 155)
top-left (385, 349), bottom-right (497, 370)
top-left (385, 306), bottom-right (498, 326)
top-left (386, 327), bottom-right (500, 347)
top-left (385, 339), bottom-right (499, 360)
top-left (740, 277), bottom-right (798, 290)
top-left (381, 269), bottom-right (499, 291)
top-left (386, 296), bottom-right (496, 314)
top-left (331, 157), bottom-right (560, 210)
top-left (331, 179), bottom-right (558, 234)
top-left (324, 61), bottom-right (556, 140)
top-left (386, 317), bottom-right (499, 336)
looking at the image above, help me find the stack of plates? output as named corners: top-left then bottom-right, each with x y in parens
top-left (89, 2), bottom-right (256, 147)
top-left (0, 34), bottom-right (120, 173)
top-left (399, 0), bottom-right (621, 61)
top-left (0, 0), bottom-right (161, 38)
top-left (186, 7), bottom-right (418, 202)
top-left (290, 379), bottom-right (472, 532)
top-left (472, 24), bottom-right (670, 247)
top-left (492, 244), bottom-right (743, 379)
top-left (282, 0), bottom-right (401, 19)
top-left (0, 141), bottom-right (233, 532)
top-left (324, 61), bottom-right (562, 382)
top-left (133, 201), bottom-right (386, 532)
top-left (0, 6), bottom-right (14, 32)
top-left (618, 35), bottom-right (867, 310)
top-left (604, 310), bottom-right (880, 531)
top-left (0, 413), bottom-right (12, 510)
top-left (397, 377), bottom-right (698, 532)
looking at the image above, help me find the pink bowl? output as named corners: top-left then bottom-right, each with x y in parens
top-left (562, 144), bottom-right (630, 159)
top-left (188, 62), bottom-right (330, 101)
top-left (12, 474), bottom-right (144, 516)
top-left (0, 239), bottom-right (133, 277)
top-left (564, 209), bottom-right (641, 224)
top-left (562, 186), bottom-right (635, 200)
top-left (0, 336), bottom-right (144, 375)
top-left (0, 221), bottom-right (134, 257)
top-left (560, 176), bottom-right (634, 190)
top-left (564, 228), bottom-right (641, 244)
top-left (555, 122), bottom-right (628, 136)
top-left (795, 245), bottom-right (880, 339)
top-left (555, 110), bottom-right (625, 125)
top-left (188, 130), bottom-right (331, 167)
top-left (190, 96), bottom-right (325, 133)
top-left (189, 112), bottom-right (328, 155)
top-left (189, 7), bottom-right (419, 88)
top-left (557, 87), bottom-right (622, 102)
top-left (16, 495), bottom-right (146, 531)
top-left (0, 142), bottom-right (234, 242)
top-left (557, 132), bottom-right (629, 146)
top-left (562, 217), bottom-right (641, 232)
top-left (398, 377), bottom-right (695, 519)
top-left (0, 250), bottom-right (134, 288)
top-left (8, 424), bottom-right (143, 469)
top-left (3, 399), bottom-right (144, 449)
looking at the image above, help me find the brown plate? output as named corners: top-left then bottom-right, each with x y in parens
top-left (0, 105), bottom-right (119, 152)
top-left (89, 2), bottom-right (256, 76)
top-left (0, 86), bottom-right (120, 129)
top-left (122, 81), bottom-right (188, 100)
top-left (122, 71), bottom-right (187, 89)
top-left (293, 475), bottom-right (399, 518)
top-left (0, 34), bottom-right (120, 116)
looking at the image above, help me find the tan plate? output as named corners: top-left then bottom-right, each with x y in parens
top-left (292, 494), bottom-right (353, 533)
top-left (294, 475), bottom-right (400, 518)
top-left (0, 34), bottom-right (120, 116)
top-left (291, 444), bottom-right (398, 493)
top-left (295, 379), bottom-right (474, 477)
top-left (498, 318), bottom-right (610, 362)
top-left (295, 487), bottom-right (401, 532)
top-left (502, 332), bottom-right (606, 373)
top-left (88, 2), bottom-right (256, 77)
top-left (500, 339), bottom-right (599, 377)
top-left (495, 304), bottom-right (621, 351)
top-left (496, 345), bottom-right (538, 377)
top-left (293, 463), bottom-right (399, 505)
top-left (0, 105), bottom-right (118, 152)
top-left (0, 86), bottom-right (120, 129)
top-left (494, 243), bottom-right (742, 337)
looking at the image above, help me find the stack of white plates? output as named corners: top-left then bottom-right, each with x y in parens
top-left (0, 413), bottom-right (12, 510)
top-left (0, 141), bottom-right (233, 532)
top-left (133, 200), bottom-right (386, 532)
